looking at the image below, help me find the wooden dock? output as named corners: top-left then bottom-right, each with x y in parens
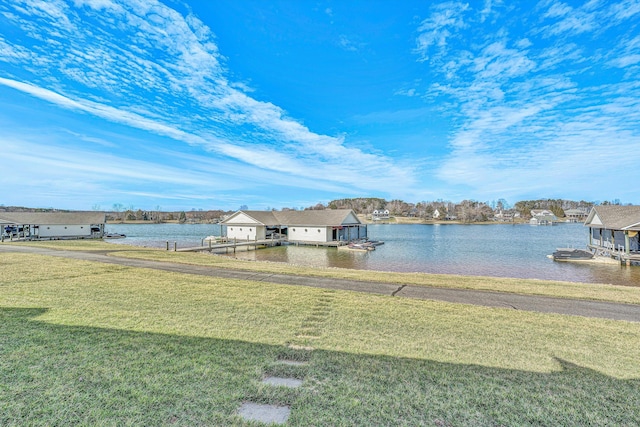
top-left (168, 238), bottom-right (381, 254)
top-left (587, 243), bottom-right (640, 266)
top-left (173, 238), bottom-right (286, 253)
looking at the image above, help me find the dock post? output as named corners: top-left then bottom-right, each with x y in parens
top-left (209, 239), bottom-right (212, 249)
top-left (174, 241), bottom-right (177, 251)
top-left (166, 241), bottom-right (169, 251)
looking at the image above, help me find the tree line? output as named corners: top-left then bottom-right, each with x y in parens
top-left (305, 197), bottom-right (620, 222)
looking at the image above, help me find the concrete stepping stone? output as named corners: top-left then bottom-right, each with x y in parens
top-left (287, 343), bottom-right (314, 351)
top-left (238, 402), bottom-right (290, 424)
top-left (262, 376), bottom-right (303, 388)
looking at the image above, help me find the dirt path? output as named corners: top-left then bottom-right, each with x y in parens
top-left (3, 244), bottom-right (640, 322)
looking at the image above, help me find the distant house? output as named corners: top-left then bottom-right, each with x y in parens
top-left (0, 212), bottom-right (105, 240)
top-left (529, 209), bottom-right (558, 225)
top-left (530, 209), bottom-right (554, 217)
top-left (221, 209), bottom-right (366, 244)
top-left (584, 205), bottom-right (640, 262)
top-left (372, 209), bottom-right (390, 221)
top-left (494, 209), bottom-right (516, 221)
top-left (564, 208), bottom-right (589, 223)
top-left (432, 209), bottom-right (441, 219)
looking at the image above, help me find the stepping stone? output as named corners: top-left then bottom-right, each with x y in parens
top-left (262, 376), bottom-right (303, 388)
top-left (287, 343), bottom-right (314, 351)
top-left (238, 402), bottom-right (290, 424)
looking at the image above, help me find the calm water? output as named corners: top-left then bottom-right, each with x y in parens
top-left (105, 223), bottom-right (640, 287)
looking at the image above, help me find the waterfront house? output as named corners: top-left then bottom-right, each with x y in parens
top-left (564, 208), bottom-right (589, 223)
top-left (584, 205), bottom-right (640, 263)
top-left (372, 209), bottom-right (390, 221)
top-left (0, 212), bottom-right (105, 240)
top-left (529, 209), bottom-right (558, 225)
top-left (222, 209), bottom-right (366, 244)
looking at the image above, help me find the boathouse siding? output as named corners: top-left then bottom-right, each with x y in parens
top-left (0, 212), bottom-right (105, 240)
top-left (222, 209), bottom-right (365, 244)
top-left (584, 205), bottom-right (640, 262)
top-left (223, 211), bottom-right (273, 241)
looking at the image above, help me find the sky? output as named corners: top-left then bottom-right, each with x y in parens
top-left (1, 0), bottom-right (639, 211)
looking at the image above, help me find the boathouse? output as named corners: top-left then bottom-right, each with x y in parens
top-left (529, 209), bottom-right (558, 226)
top-left (222, 209), bottom-right (366, 244)
top-left (0, 212), bottom-right (105, 241)
top-left (584, 205), bottom-right (640, 264)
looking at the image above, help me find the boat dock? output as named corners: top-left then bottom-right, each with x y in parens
top-left (170, 237), bottom-right (286, 253)
top-left (587, 243), bottom-right (640, 266)
top-left (167, 237), bottom-right (383, 254)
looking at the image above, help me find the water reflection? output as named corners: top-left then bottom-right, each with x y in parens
top-left (230, 223), bottom-right (640, 287)
top-left (105, 222), bottom-right (640, 287)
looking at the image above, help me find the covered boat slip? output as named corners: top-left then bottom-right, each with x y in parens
top-left (584, 205), bottom-right (640, 265)
top-left (0, 212), bottom-right (105, 241)
top-left (221, 209), bottom-right (367, 247)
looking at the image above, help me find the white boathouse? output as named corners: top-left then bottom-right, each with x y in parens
top-left (0, 212), bottom-right (105, 241)
top-left (222, 209), bottom-right (366, 245)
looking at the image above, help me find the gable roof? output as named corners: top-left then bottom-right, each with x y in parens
top-left (584, 206), bottom-right (640, 231)
top-left (0, 212), bottom-right (105, 225)
top-left (226, 210), bottom-right (280, 225)
top-left (222, 209), bottom-right (361, 227)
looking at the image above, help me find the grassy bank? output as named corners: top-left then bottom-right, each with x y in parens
top-left (1, 249), bottom-right (640, 425)
top-left (10, 239), bottom-right (640, 305)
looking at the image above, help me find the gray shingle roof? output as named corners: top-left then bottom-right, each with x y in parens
top-left (238, 211), bottom-right (280, 225)
top-left (585, 206), bottom-right (640, 230)
top-left (225, 210), bottom-right (360, 226)
top-left (0, 212), bottom-right (105, 225)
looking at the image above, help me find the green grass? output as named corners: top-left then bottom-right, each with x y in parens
top-left (1, 249), bottom-right (640, 425)
top-left (11, 239), bottom-right (640, 304)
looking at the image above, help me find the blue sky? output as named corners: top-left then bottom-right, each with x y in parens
top-left (1, 0), bottom-right (639, 211)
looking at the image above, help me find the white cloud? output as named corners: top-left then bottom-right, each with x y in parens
top-left (414, 2), bottom-right (469, 62)
top-left (339, 35), bottom-right (358, 52)
top-left (412, 1), bottom-right (640, 202)
top-left (0, 0), bottom-right (419, 199)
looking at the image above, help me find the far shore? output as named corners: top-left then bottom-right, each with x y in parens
top-left (106, 217), bottom-right (532, 226)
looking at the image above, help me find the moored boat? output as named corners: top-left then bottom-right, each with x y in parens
top-left (551, 248), bottom-right (593, 261)
top-left (103, 233), bottom-right (126, 239)
top-left (338, 241), bottom-right (376, 251)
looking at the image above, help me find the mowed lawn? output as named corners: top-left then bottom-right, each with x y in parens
top-left (1, 249), bottom-right (640, 425)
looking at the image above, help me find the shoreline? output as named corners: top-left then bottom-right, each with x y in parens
top-left (4, 239), bottom-right (640, 303)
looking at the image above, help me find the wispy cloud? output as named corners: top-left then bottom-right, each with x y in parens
top-left (412, 0), bottom-right (640, 202)
top-left (0, 0), bottom-right (416, 203)
top-left (414, 2), bottom-right (470, 62)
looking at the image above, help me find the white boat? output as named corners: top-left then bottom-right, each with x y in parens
top-left (103, 233), bottom-right (126, 239)
top-left (338, 241), bottom-right (376, 252)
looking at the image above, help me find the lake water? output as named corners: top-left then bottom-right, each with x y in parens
top-left (105, 222), bottom-right (640, 287)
